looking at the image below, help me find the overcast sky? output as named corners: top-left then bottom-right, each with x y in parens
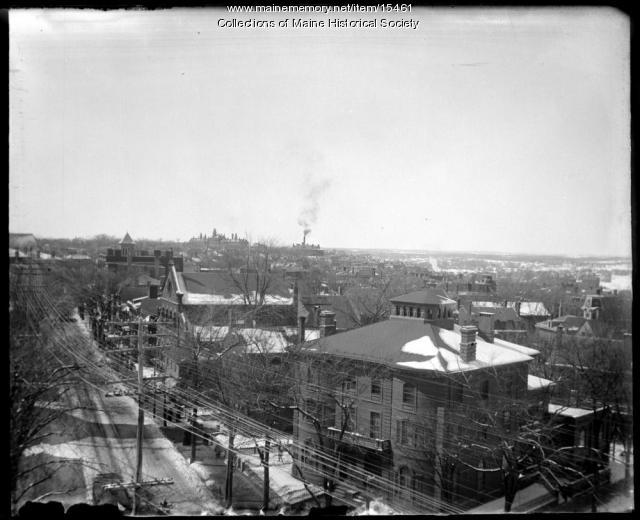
top-left (9, 7), bottom-right (630, 256)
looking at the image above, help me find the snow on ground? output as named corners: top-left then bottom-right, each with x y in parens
top-left (350, 498), bottom-right (398, 515)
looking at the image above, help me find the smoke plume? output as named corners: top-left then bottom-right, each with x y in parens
top-left (298, 177), bottom-right (331, 237)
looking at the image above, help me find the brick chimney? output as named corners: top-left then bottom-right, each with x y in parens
top-left (154, 249), bottom-right (161, 278)
top-left (556, 323), bottom-right (564, 347)
top-left (460, 325), bottom-right (478, 363)
top-left (319, 310), bottom-right (337, 337)
top-left (298, 315), bottom-right (306, 344)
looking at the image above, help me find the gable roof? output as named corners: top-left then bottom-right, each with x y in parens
top-left (120, 232), bottom-right (135, 245)
top-left (9, 233), bottom-right (38, 249)
top-left (471, 303), bottom-right (521, 323)
top-left (507, 301), bottom-right (550, 317)
top-left (171, 270), bottom-right (292, 306)
top-left (300, 294), bottom-right (361, 330)
top-left (305, 319), bottom-right (537, 374)
top-left (390, 288), bottom-right (456, 306)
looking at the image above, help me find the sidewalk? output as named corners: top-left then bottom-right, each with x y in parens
top-left (161, 425), bottom-right (324, 513)
top-left (466, 482), bottom-right (557, 514)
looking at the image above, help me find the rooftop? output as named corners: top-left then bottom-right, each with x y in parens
top-left (305, 319), bottom-right (538, 374)
top-left (175, 271), bottom-right (292, 306)
top-left (390, 288), bottom-right (456, 306)
top-left (548, 403), bottom-right (600, 419)
top-left (119, 232), bottom-right (135, 245)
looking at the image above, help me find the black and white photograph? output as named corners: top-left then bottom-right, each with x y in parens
top-left (9, 5), bottom-right (632, 516)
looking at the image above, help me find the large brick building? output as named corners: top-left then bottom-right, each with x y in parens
top-left (105, 232), bottom-right (183, 277)
top-left (292, 289), bottom-right (548, 509)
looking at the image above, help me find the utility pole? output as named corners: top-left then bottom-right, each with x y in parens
top-left (434, 406), bottom-right (444, 510)
top-left (262, 439), bottom-right (270, 511)
top-left (190, 332), bottom-right (200, 463)
top-left (225, 423), bottom-right (236, 508)
top-left (102, 316), bottom-right (175, 515)
top-left (132, 317), bottom-right (144, 516)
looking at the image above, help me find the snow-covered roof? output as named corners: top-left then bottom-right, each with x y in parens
top-left (548, 403), bottom-right (600, 419)
top-left (193, 325), bottom-right (294, 353)
top-left (281, 326), bottom-right (321, 342)
top-left (508, 301), bottom-right (550, 317)
top-left (237, 328), bottom-right (289, 354)
top-left (472, 301), bottom-right (502, 308)
top-left (311, 319), bottom-right (540, 374)
top-left (527, 374), bottom-right (555, 391)
top-left (184, 292), bottom-right (292, 306)
top-left (397, 328), bottom-right (535, 372)
top-left (193, 325), bottom-right (230, 342)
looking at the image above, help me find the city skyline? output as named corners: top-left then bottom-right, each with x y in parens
top-left (9, 7), bottom-right (631, 257)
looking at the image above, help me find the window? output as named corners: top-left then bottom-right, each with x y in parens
top-left (342, 378), bottom-right (356, 393)
top-left (505, 377), bottom-right (513, 398)
top-left (449, 382), bottom-right (463, 404)
top-left (502, 410), bottom-right (511, 432)
top-left (480, 380), bottom-right (490, 401)
top-left (397, 467), bottom-right (410, 497)
top-left (395, 305), bottom-right (400, 316)
top-left (370, 412), bottom-right (381, 439)
top-left (413, 424), bottom-right (425, 447)
top-left (396, 420), bottom-right (409, 445)
top-left (371, 379), bottom-right (382, 400)
top-left (403, 383), bottom-right (416, 406)
top-left (578, 428), bottom-right (586, 447)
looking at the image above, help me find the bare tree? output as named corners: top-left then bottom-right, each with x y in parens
top-left (9, 289), bottom-right (86, 512)
top-left (412, 363), bottom-right (613, 512)
top-left (274, 351), bottom-right (392, 507)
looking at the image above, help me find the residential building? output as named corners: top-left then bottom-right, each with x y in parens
top-left (156, 262), bottom-right (295, 329)
top-left (534, 315), bottom-right (587, 342)
top-left (506, 301), bottom-right (551, 330)
top-left (292, 291), bottom-right (549, 509)
top-left (458, 302), bottom-right (526, 344)
top-left (9, 233), bottom-right (39, 260)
